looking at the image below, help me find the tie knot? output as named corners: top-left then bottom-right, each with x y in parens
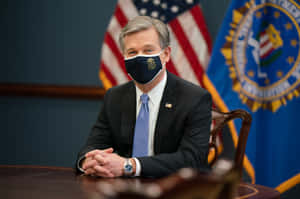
top-left (140, 94), bottom-right (149, 104)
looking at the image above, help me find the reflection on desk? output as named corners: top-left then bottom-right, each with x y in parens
top-left (0, 165), bottom-right (279, 199)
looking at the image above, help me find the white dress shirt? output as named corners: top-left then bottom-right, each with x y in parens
top-left (133, 71), bottom-right (167, 176)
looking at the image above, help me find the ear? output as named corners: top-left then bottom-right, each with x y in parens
top-left (161, 46), bottom-right (171, 63)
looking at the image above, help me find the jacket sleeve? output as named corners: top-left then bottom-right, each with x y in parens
top-left (75, 89), bottom-right (114, 173)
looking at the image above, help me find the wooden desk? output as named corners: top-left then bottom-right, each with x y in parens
top-left (0, 165), bottom-right (279, 199)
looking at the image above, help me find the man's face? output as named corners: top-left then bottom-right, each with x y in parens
top-left (123, 27), bottom-right (170, 64)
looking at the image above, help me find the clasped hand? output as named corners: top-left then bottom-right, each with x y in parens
top-left (82, 148), bottom-right (125, 178)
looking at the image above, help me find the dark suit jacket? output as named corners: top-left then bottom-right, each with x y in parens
top-left (77, 72), bottom-right (212, 177)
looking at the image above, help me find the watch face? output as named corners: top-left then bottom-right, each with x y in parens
top-left (125, 164), bottom-right (132, 172)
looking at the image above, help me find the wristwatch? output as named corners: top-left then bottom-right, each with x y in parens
top-left (123, 158), bottom-right (134, 176)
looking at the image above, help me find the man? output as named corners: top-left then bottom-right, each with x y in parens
top-left (76, 16), bottom-right (212, 178)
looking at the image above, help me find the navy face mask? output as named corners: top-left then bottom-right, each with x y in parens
top-left (124, 51), bottom-right (163, 84)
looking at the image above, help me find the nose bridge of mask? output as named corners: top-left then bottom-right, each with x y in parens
top-left (124, 50), bottom-right (163, 60)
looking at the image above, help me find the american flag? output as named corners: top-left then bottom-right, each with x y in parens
top-left (99, 0), bottom-right (212, 89)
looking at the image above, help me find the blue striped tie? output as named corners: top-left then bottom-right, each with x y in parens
top-left (132, 94), bottom-right (149, 157)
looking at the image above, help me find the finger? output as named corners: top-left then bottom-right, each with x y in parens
top-left (103, 148), bottom-right (114, 153)
top-left (94, 165), bottom-right (114, 178)
top-left (85, 168), bottom-right (96, 175)
top-left (85, 150), bottom-right (102, 158)
top-left (83, 159), bottom-right (98, 170)
top-left (99, 148), bottom-right (114, 158)
top-left (85, 148), bottom-right (114, 158)
top-left (94, 154), bottom-right (107, 165)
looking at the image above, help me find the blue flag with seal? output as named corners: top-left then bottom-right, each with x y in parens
top-left (204, 0), bottom-right (300, 194)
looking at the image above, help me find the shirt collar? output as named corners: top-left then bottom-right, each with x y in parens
top-left (135, 71), bottom-right (167, 106)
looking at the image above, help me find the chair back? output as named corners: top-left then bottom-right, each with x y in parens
top-left (209, 108), bottom-right (252, 176)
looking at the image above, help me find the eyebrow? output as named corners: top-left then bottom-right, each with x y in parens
top-left (143, 44), bottom-right (157, 49)
top-left (126, 48), bottom-right (136, 52)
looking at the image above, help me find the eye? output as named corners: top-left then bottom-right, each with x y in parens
top-left (127, 51), bottom-right (137, 56)
top-left (144, 49), bottom-right (153, 54)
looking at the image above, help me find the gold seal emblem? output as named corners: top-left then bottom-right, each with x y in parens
top-left (147, 58), bottom-right (156, 70)
top-left (221, 0), bottom-right (300, 112)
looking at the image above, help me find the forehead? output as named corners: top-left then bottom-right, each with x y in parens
top-left (123, 27), bottom-right (160, 50)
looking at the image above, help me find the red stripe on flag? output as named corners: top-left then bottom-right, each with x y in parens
top-left (100, 61), bottom-right (117, 86)
top-left (261, 47), bottom-right (274, 59)
top-left (166, 59), bottom-right (180, 76)
top-left (105, 33), bottom-right (131, 80)
top-left (260, 38), bottom-right (269, 48)
top-left (115, 5), bottom-right (128, 27)
top-left (190, 5), bottom-right (212, 53)
top-left (260, 30), bottom-right (268, 47)
top-left (169, 19), bottom-right (204, 86)
top-left (260, 30), bottom-right (266, 37)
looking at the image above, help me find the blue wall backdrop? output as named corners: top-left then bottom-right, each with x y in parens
top-left (1, 0), bottom-right (230, 167)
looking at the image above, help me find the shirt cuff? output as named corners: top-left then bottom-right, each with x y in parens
top-left (77, 156), bottom-right (86, 173)
top-left (133, 158), bottom-right (141, 176)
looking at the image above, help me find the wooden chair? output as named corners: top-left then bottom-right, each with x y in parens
top-left (209, 108), bottom-right (252, 177)
top-left (152, 159), bottom-right (241, 199)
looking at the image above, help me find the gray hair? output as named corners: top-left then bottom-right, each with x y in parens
top-left (119, 16), bottom-right (170, 52)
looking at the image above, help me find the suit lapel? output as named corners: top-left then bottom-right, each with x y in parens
top-left (120, 82), bottom-right (136, 154)
top-left (154, 72), bottom-right (177, 154)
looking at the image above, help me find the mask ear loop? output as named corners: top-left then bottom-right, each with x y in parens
top-left (159, 49), bottom-right (167, 68)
